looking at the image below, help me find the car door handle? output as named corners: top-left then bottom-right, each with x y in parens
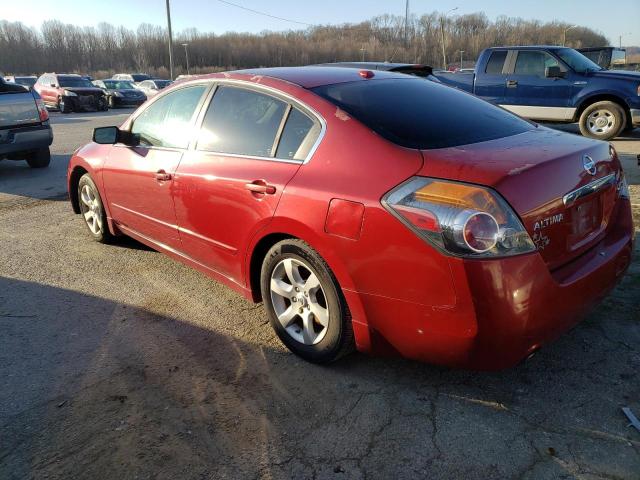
top-left (155, 169), bottom-right (172, 181)
top-left (506, 80), bottom-right (518, 87)
top-left (245, 181), bottom-right (276, 195)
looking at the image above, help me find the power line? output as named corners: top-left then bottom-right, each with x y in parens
top-left (215, 0), bottom-right (315, 27)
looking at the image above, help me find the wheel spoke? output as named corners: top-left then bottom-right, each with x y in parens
top-left (301, 313), bottom-right (315, 345)
top-left (271, 277), bottom-right (293, 298)
top-left (283, 258), bottom-right (303, 288)
top-left (95, 214), bottom-right (103, 231)
top-left (304, 272), bottom-right (320, 292)
top-left (277, 305), bottom-right (297, 328)
top-left (84, 211), bottom-right (93, 222)
top-left (310, 303), bottom-right (329, 328)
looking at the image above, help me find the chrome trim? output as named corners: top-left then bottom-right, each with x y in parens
top-left (562, 173), bottom-right (617, 206)
top-left (499, 105), bottom-right (577, 121)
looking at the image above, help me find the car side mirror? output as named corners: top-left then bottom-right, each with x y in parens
top-left (93, 126), bottom-right (139, 146)
top-left (545, 66), bottom-right (564, 78)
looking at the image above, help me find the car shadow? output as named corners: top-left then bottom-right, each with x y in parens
top-left (0, 154), bottom-right (69, 201)
top-left (1, 251), bottom-right (638, 479)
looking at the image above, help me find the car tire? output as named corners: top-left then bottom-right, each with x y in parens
top-left (25, 147), bottom-right (51, 168)
top-left (578, 101), bottom-right (625, 140)
top-left (77, 173), bottom-right (113, 244)
top-left (260, 239), bottom-right (354, 364)
top-left (58, 96), bottom-right (71, 114)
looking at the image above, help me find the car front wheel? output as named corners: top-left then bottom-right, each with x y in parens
top-left (58, 96), bottom-right (71, 114)
top-left (578, 101), bottom-right (625, 140)
top-left (78, 174), bottom-right (113, 243)
top-left (260, 239), bottom-right (354, 363)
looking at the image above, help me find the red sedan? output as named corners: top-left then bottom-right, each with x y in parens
top-left (67, 67), bottom-right (634, 369)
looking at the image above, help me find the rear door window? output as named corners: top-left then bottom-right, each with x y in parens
top-left (275, 108), bottom-right (320, 161)
top-left (485, 51), bottom-right (508, 74)
top-left (197, 86), bottom-right (287, 157)
top-left (131, 85), bottom-right (207, 148)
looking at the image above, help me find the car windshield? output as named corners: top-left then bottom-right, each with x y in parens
top-left (312, 78), bottom-right (533, 149)
top-left (131, 74), bottom-right (151, 82)
top-left (155, 80), bottom-right (172, 88)
top-left (556, 48), bottom-right (603, 73)
top-left (58, 77), bottom-right (95, 88)
top-left (15, 77), bottom-right (36, 87)
top-left (103, 80), bottom-right (135, 90)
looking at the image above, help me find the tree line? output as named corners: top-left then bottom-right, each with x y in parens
top-left (0, 12), bottom-right (609, 78)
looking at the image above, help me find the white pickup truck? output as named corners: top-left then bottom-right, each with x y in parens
top-left (0, 78), bottom-right (53, 168)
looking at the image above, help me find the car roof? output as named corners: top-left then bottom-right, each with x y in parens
top-left (487, 45), bottom-right (566, 50)
top-left (225, 66), bottom-right (414, 89)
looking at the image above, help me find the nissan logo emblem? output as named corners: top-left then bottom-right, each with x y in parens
top-left (583, 155), bottom-right (596, 175)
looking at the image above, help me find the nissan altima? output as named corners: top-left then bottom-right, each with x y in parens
top-left (67, 67), bottom-right (634, 369)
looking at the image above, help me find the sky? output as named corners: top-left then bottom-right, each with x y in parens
top-left (4, 0), bottom-right (640, 46)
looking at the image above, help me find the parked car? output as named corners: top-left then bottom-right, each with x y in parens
top-left (67, 67), bottom-right (633, 370)
top-left (0, 78), bottom-right (52, 168)
top-left (93, 79), bottom-right (147, 108)
top-left (314, 62), bottom-right (440, 81)
top-left (577, 47), bottom-right (626, 70)
top-left (34, 73), bottom-right (108, 113)
top-left (135, 79), bottom-right (173, 98)
top-left (4, 75), bottom-right (37, 89)
top-left (112, 73), bottom-right (153, 84)
top-left (434, 46), bottom-right (640, 140)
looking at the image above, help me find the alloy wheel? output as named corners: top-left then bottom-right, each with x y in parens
top-left (269, 258), bottom-right (329, 345)
top-left (80, 184), bottom-right (103, 235)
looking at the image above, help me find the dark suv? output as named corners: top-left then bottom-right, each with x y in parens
top-left (34, 73), bottom-right (108, 113)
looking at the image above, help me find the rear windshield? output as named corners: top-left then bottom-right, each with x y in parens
top-left (312, 78), bottom-right (533, 149)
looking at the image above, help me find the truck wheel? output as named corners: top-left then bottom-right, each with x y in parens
top-left (260, 239), bottom-right (354, 364)
top-left (578, 101), bottom-right (625, 140)
top-left (25, 147), bottom-right (51, 168)
top-left (57, 96), bottom-right (71, 114)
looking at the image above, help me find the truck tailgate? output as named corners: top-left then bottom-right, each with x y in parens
top-left (0, 88), bottom-right (40, 129)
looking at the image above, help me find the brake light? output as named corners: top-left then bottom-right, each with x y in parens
top-left (383, 177), bottom-right (535, 257)
top-left (35, 98), bottom-right (49, 122)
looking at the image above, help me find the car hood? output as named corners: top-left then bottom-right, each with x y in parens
top-left (587, 69), bottom-right (640, 81)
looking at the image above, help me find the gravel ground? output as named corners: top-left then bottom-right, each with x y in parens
top-left (0, 111), bottom-right (639, 480)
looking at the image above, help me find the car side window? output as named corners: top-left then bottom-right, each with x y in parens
top-left (514, 51), bottom-right (560, 77)
top-left (275, 107), bottom-right (320, 161)
top-left (197, 86), bottom-right (287, 157)
top-left (485, 51), bottom-right (508, 74)
top-left (131, 85), bottom-right (207, 149)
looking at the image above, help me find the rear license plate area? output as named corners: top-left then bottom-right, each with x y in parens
top-left (568, 196), bottom-right (603, 249)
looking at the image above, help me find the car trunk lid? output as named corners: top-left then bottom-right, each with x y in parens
top-left (419, 126), bottom-right (621, 270)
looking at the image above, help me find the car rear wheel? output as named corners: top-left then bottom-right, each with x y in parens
top-left (57, 96), bottom-right (71, 114)
top-left (78, 174), bottom-right (113, 243)
top-left (260, 239), bottom-right (354, 363)
top-left (25, 147), bottom-right (51, 168)
top-left (578, 101), bottom-right (625, 140)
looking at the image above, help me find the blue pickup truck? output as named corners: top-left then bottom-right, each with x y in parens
top-left (435, 46), bottom-right (640, 140)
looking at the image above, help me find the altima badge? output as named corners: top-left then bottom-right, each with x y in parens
top-left (583, 155), bottom-right (596, 175)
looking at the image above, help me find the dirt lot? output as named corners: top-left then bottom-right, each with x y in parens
top-left (1, 112), bottom-right (639, 480)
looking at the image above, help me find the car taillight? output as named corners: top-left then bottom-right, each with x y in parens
top-left (383, 177), bottom-right (536, 257)
top-left (35, 98), bottom-right (49, 122)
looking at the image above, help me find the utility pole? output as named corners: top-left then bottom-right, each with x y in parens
top-left (360, 47), bottom-right (366, 62)
top-left (404, 0), bottom-right (409, 48)
top-left (440, 7), bottom-right (458, 69)
top-left (166, 0), bottom-right (174, 80)
top-left (459, 50), bottom-right (464, 70)
top-left (182, 43), bottom-right (190, 75)
top-left (562, 25), bottom-right (577, 47)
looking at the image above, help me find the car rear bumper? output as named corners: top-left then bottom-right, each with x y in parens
top-left (630, 108), bottom-right (640, 127)
top-left (0, 123), bottom-right (53, 158)
top-left (357, 198), bottom-right (634, 370)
